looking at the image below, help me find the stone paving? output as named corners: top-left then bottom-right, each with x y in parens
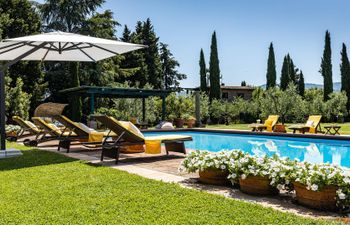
top-left (30, 139), bottom-right (346, 220)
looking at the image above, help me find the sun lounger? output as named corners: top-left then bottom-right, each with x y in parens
top-left (288, 115), bottom-right (323, 134)
top-left (11, 116), bottom-right (43, 141)
top-left (50, 115), bottom-right (112, 152)
top-left (92, 115), bottom-right (193, 163)
top-left (249, 115), bottom-right (279, 132)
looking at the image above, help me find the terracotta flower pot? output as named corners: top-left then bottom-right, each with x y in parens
top-left (186, 119), bottom-right (196, 128)
top-left (293, 182), bottom-right (338, 211)
top-left (239, 175), bottom-right (278, 196)
top-left (273, 124), bottom-right (286, 133)
top-left (198, 168), bottom-right (230, 185)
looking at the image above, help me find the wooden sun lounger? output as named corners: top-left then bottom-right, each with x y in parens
top-left (92, 115), bottom-right (193, 164)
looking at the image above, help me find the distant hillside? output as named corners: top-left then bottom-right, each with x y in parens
top-left (260, 82), bottom-right (341, 91)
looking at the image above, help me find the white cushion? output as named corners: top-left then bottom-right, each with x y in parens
top-left (306, 120), bottom-right (314, 127)
top-left (161, 122), bottom-right (174, 129)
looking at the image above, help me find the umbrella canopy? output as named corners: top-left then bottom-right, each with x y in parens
top-left (0, 31), bottom-right (146, 151)
top-left (0, 31), bottom-right (145, 62)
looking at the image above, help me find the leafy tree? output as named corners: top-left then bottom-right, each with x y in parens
top-left (260, 84), bottom-right (305, 124)
top-left (209, 31), bottom-right (221, 100)
top-left (320, 30), bottom-right (333, 101)
top-left (266, 42), bottom-right (276, 89)
top-left (199, 49), bottom-right (207, 92)
top-left (324, 92), bottom-right (348, 121)
top-left (141, 18), bottom-right (162, 89)
top-left (0, 0), bottom-right (45, 116)
top-left (340, 43), bottom-right (350, 111)
top-left (40, 0), bottom-right (104, 121)
top-left (159, 43), bottom-right (186, 89)
top-left (7, 78), bottom-right (31, 120)
top-left (298, 70), bottom-right (305, 97)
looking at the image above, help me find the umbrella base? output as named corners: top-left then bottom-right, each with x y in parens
top-left (0, 149), bottom-right (22, 159)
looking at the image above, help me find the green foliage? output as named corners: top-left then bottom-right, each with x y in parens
top-left (0, 0), bottom-right (45, 116)
top-left (199, 49), bottom-right (207, 92)
top-left (298, 71), bottom-right (305, 97)
top-left (280, 55), bottom-right (289, 90)
top-left (166, 93), bottom-right (194, 120)
top-left (209, 31), bottom-right (221, 100)
top-left (199, 92), bottom-right (210, 120)
top-left (340, 43), bottom-right (350, 112)
top-left (320, 30), bottom-right (333, 101)
top-left (324, 92), bottom-right (348, 121)
top-left (69, 62), bottom-right (82, 121)
top-left (266, 42), bottom-right (276, 89)
top-left (280, 54), bottom-right (298, 90)
top-left (260, 84), bottom-right (305, 123)
top-left (140, 18), bottom-right (162, 89)
top-left (6, 77), bottom-right (31, 120)
top-left (160, 43), bottom-right (186, 89)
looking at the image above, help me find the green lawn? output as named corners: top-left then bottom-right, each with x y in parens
top-left (207, 123), bottom-right (350, 135)
top-left (0, 143), bottom-right (343, 224)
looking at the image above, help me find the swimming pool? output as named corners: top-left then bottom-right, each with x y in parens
top-left (144, 131), bottom-right (350, 168)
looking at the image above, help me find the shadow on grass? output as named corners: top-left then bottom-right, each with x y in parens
top-left (0, 149), bottom-right (78, 171)
top-left (179, 178), bottom-right (342, 218)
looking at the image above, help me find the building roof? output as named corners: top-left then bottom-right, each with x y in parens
top-left (59, 86), bottom-right (172, 98)
top-left (221, 86), bottom-right (255, 90)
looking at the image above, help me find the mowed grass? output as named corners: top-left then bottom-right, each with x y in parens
top-left (0, 143), bottom-right (343, 225)
top-left (207, 122), bottom-right (350, 135)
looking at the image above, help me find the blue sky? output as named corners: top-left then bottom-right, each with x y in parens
top-left (38, 0), bottom-right (350, 87)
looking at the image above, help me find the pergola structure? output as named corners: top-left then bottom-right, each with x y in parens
top-left (59, 86), bottom-right (172, 121)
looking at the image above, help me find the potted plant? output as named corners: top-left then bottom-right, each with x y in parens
top-left (229, 154), bottom-right (279, 196)
top-left (179, 150), bottom-right (244, 185)
top-left (291, 162), bottom-right (350, 211)
top-left (5, 124), bottom-right (21, 141)
top-left (184, 115), bottom-right (196, 128)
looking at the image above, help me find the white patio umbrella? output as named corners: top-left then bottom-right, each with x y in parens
top-left (0, 31), bottom-right (146, 156)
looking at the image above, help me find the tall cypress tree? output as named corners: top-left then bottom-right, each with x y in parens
top-left (266, 42), bottom-right (276, 89)
top-left (289, 58), bottom-right (297, 84)
top-left (280, 56), bottom-right (289, 90)
top-left (320, 30), bottom-right (333, 101)
top-left (340, 43), bottom-right (350, 110)
top-left (298, 70), bottom-right (305, 97)
top-left (199, 49), bottom-right (207, 92)
top-left (209, 31), bottom-right (221, 100)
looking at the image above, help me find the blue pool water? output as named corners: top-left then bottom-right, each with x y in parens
top-left (144, 131), bottom-right (350, 168)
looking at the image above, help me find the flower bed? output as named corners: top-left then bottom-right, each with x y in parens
top-left (180, 149), bottom-right (350, 211)
top-left (179, 150), bottom-right (244, 185)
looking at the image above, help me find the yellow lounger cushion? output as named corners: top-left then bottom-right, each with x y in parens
top-left (74, 122), bottom-right (104, 142)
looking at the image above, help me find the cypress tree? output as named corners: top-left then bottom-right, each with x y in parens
top-left (340, 43), bottom-right (350, 110)
top-left (280, 56), bottom-right (289, 90)
top-left (266, 42), bottom-right (276, 89)
top-left (298, 70), bottom-right (305, 97)
top-left (209, 31), bottom-right (221, 100)
top-left (320, 30), bottom-right (333, 100)
top-left (199, 49), bottom-right (207, 92)
top-left (289, 58), bottom-right (297, 84)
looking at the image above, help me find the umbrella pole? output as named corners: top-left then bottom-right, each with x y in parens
top-left (0, 70), bottom-right (5, 150)
top-left (0, 42), bottom-right (47, 152)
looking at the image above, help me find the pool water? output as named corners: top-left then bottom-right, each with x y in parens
top-left (144, 131), bottom-right (350, 168)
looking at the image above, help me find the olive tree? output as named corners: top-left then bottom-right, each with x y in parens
top-left (260, 83), bottom-right (305, 124)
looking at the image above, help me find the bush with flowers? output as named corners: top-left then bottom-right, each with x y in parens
top-left (5, 124), bottom-right (21, 134)
top-left (180, 149), bottom-right (350, 209)
top-left (179, 150), bottom-right (244, 174)
top-left (291, 162), bottom-right (350, 207)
